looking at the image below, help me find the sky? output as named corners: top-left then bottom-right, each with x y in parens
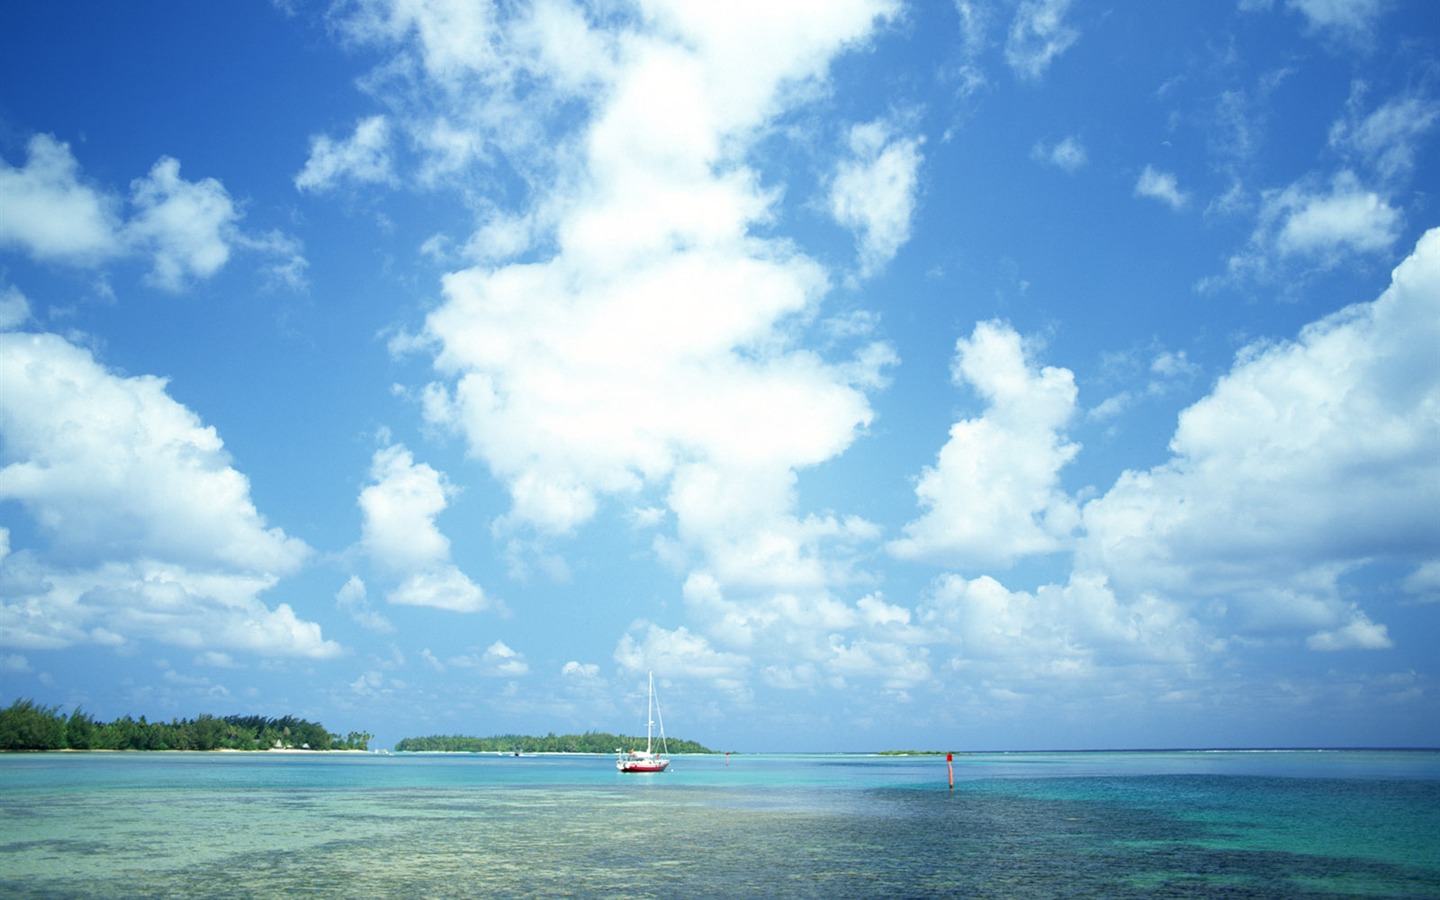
top-left (1, 0), bottom-right (1437, 753)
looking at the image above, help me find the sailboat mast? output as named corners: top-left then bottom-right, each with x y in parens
top-left (654, 674), bottom-right (669, 758)
top-left (645, 670), bottom-right (655, 754)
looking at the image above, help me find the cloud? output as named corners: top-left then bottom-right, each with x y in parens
top-left (1134, 165), bottom-right (1189, 210)
top-left (678, 571), bottom-right (926, 688)
top-left (826, 634), bottom-right (931, 692)
top-left (1402, 561), bottom-right (1440, 603)
top-left (0, 133), bottom-right (303, 292)
top-left (1201, 77), bottom-right (1415, 295)
top-left (481, 640), bottom-right (529, 677)
top-left (1239, 0), bottom-right (1387, 42)
top-left (1329, 87), bottom-right (1440, 183)
top-left (295, 115), bottom-right (397, 192)
top-left (1286, 0), bottom-right (1387, 40)
top-left (360, 444), bottom-right (454, 572)
top-left (1089, 346), bottom-right (1201, 423)
top-left (920, 571), bottom-right (1202, 678)
top-left (310, 0), bottom-right (1434, 710)
top-left (448, 639), bottom-right (530, 676)
top-left (1005, 0), bottom-right (1079, 81)
top-left (890, 320), bottom-right (1080, 569)
top-left (326, 0), bottom-right (598, 205)
top-left (381, 1), bottom-right (901, 606)
top-left (1149, 350), bottom-right (1200, 380)
top-left (356, 442), bottom-right (493, 613)
top-left (0, 331), bottom-right (335, 659)
top-left (829, 117), bottom-right (924, 277)
top-left (2, 653), bottom-right (32, 673)
top-left (562, 660), bottom-right (599, 678)
top-left (419, 180), bottom-right (886, 548)
top-left (348, 670), bottom-right (391, 699)
top-left (1217, 170), bottom-right (1400, 285)
top-left (334, 0), bottom-right (507, 90)
top-left (0, 332), bottom-right (309, 573)
top-left (335, 575), bottom-right (395, 633)
top-left (896, 225), bottom-right (1435, 683)
top-left (328, 0), bottom-right (902, 203)
top-left (0, 134), bottom-right (124, 264)
top-left (237, 229), bottom-right (310, 292)
top-left (1082, 226), bottom-right (1440, 647)
top-left (126, 157), bottom-right (238, 291)
top-left (949, 0), bottom-right (993, 95)
top-left (667, 463), bottom-right (882, 593)
top-left (387, 564), bottom-right (491, 613)
top-left (1271, 171), bottom-right (1399, 257)
top-left (1306, 611), bottom-right (1391, 651)
top-left (615, 622), bottom-right (749, 688)
top-left (1031, 135), bottom-right (1087, 172)
top-left (0, 285), bottom-right (33, 330)
top-left (1202, 66), bottom-right (1296, 171)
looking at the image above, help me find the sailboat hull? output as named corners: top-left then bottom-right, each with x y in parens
top-left (616, 672), bottom-right (670, 774)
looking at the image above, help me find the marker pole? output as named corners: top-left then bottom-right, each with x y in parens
top-left (946, 752), bottom-right (954, 790)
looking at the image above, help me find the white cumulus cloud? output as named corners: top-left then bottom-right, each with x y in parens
top-left (562, 660), bottom-right (599, 678)
top-left (0, 332), bottom-right (309, 572)
top-left (0, 332), bottom-right (334, 658)
top-left (385, 1), bottom-right (901, 623)
top-left (0, 134), bottom-right (123, 264)
top-left (1082, 226), bottom-right (1440, 648)
top-left (357, 442), bottom-right (493, 614)
top-left (615, 622), bottom-right (749, 690)
top-left (126, 157), bottom-right (238, 291)
top-left (1216, 170), bottom-right (1402, 287)
top-left (388, 565), bottom-right (491, 613)
top-left (0, 133), bottom-right (301, 292)
top-left (481, 640), bottom-right (529, 677)
top-left (890, 320), bottom-right (1080, 569)
top-left (1270, 171), bottom-right (1399, 258)
top-left (360, 444), bottom-right (455, 572)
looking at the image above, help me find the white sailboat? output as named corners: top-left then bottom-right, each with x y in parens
top-left (616, 671), bottom-right (670, 773)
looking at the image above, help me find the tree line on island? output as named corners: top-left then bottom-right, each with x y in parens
top-left (394, 732), bottom-right (713, 754)
top-left (0, 699), bottom-right (371, 752)
top-left (1, 699), bottom-right (715, 756)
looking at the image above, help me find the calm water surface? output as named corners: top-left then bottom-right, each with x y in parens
top-left (2, 750), bottom-right (1437, 898)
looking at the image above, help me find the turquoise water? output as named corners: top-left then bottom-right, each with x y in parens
top-left (2, 750), bottom-right (1437, 897)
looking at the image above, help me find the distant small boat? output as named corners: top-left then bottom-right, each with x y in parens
top-left (616, 671), bottom-right (670, 773)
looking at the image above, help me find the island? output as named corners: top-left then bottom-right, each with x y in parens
top-left (0, 698), bottom-right (371, 752)
top-left (395, 732), bottom-right (713, 754)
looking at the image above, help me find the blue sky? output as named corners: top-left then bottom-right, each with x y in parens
top-left (1, 0), bottom-right (1437, 752)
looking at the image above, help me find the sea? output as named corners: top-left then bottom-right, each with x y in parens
top-left (2, 749), bottom-right (1437, 898)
